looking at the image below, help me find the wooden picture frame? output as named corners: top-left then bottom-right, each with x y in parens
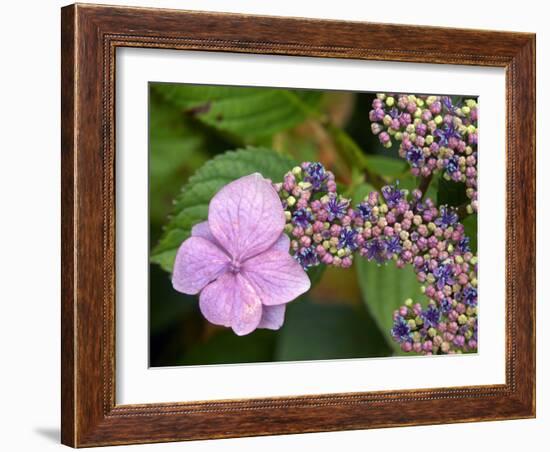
top-left (61, 3), bottom-right (536, 447)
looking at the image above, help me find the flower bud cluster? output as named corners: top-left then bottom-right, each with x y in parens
top-left (273, 162), bottom-right (357, 269)
top-left (369, 93), bottom-right (478, 214)
top-left (274, 163), bottom-right (478, 355)
top-left (355, 182), bottom-right (478, 354)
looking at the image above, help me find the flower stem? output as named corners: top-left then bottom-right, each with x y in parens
top-left (417, 174), bottom-right (433, 199)
top-left (324, 123), bottom-right (385, 191)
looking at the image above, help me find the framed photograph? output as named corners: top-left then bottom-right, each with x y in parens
top-left (61, 3), bottom-right (536, 447)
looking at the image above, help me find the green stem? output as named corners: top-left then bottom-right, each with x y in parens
top-left (324, 123), bottom-right (386, 191)
top-left (417, 174), bottom-right (433, 199)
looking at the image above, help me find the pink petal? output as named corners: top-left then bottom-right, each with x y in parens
top-left (199, 272), bottom-right (263, 335)
top-left (172, 237), bottom-right (229, 295)
top-left (191, 221), bottom-right (218, 244)
top-left (242, 250), bottom-right (311, 306)
top-left (258, 304), bottom-right (286, 330)
top-left (270, 233), bottom-right (290, 252)
top-left (208, 173), bottom-right (285, 261)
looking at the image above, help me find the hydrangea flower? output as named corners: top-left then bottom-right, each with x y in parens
top-left (172, 174), bottom-right (311, 335)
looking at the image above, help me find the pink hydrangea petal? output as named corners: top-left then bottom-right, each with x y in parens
top-left (270, 233), bottom-right (290, 252)
top-left (191, 221), bottom-right (218, 244)
top-left (199, 272), bottom-right (262, 335)
top-left (172, 237), bottom-right (229, 295)
top-left (258, 304), bottom-right (286, 330)
top-left (208, 173), bottom-right (285, 261)
top-left (242, 250), bottom-right (311, 306)
top-left (198, 273), bottom-right (233, 327)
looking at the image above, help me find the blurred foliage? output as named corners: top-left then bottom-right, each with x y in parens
top-left (148, 83), bottom-right (477, 367)
top-left (152, 83), bottom-right (322, 145)
top-left (179, 329), bottom-right (278, 366)
top-left (437, 175), bottom-right (469, 207)
top-left (462, 214), bottom-right (478, 254)
top-left (276, 299), bottom-right (391, 361)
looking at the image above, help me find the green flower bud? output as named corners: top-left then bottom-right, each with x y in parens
top-left (286, 196), bottom-right (296, 207)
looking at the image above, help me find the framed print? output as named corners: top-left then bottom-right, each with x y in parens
top-left (61, 3), bottom-right (536, 447)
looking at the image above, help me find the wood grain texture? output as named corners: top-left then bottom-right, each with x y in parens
top-left (61, 3), bottom-right (536, 447)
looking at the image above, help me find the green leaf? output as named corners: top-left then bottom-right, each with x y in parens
top-left (275, 299), bottom-right (391, 361)
top-left (152, 83), bottom-right (322, 144)
top-left (151, 147), bottom-right (297, 273)
top-left (355, 259), bottom-right (422, 355)
top-left (462, 214), bottom-right (478, 254)
top-left (364, 155), bottom-right (408, 179)
top-left (437, 174), bottom-right (468, 207)
top-left (352, 182), bottom-right (377, 204)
